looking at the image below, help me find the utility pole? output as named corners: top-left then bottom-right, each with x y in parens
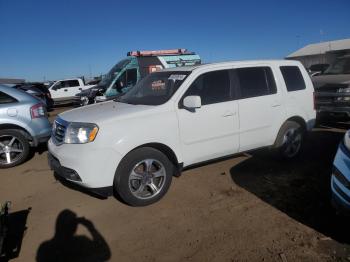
top-left (89, 64), bottom-right (92, 79)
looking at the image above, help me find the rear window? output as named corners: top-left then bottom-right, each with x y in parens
top-left (280, 66), bottom-right (306, 92)
top-left (237, 67), bottom-right (277, 99)
top-left (0, 91), bottom-right (17, 104)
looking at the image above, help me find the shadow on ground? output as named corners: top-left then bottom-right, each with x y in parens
top-left (230, 127), bottom-right (350, 244)
top-left (36, 210), bottom-right (111, 262)
top-left (0, 208), bottom-right (30, 262)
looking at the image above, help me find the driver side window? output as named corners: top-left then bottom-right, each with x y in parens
top-left (183, 70), bottom-right (231, 105)
top-left (114, 69), bottom-right (138, 92)
top-left (53, 81), bottom-right (63, 90)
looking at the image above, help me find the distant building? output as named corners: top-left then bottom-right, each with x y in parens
top-left (286, 38), bottom-right (350, 68)
top-left (0, 78), bottom-right (25, 84)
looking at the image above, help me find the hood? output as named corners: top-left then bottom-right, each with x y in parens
top-left (312, 74), bottom-right (350, 89)
top-left (59, 101), bottom-right (154, 124)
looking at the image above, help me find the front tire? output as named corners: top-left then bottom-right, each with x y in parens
top-left (0, 129), bottom-right (30, 168)
top-left (273, 121), bottom-right (304, 159)
top-left (114, 147), bottom-right (174, 206)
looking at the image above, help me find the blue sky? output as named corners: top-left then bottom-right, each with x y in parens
top-left (0, 0), bottom-right (349, 81)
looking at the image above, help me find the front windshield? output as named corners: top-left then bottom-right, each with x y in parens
top-left (117, 71), bottom-right (190, 105)
top-left (98, 58), bottom-right (131, 88)
top-left (323, 58), bottom-right (350, 75)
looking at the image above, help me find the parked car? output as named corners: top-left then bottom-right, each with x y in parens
top-left (307, 63), bottom-right (329, 77)
top-left (331, 130), bottom-right (350, 215)
top-left (313, 55), bottom-right (350, 121)
top-left (0, 85), bottom-right (51, 168)
top-left (48, 60), bottom-right (316, 206)
top-left (74, 49), bottom-right (201, 106)
top-left (13, 82), bottom-right (54, 111)
top-left (48, 78), bottom-right (96, 105)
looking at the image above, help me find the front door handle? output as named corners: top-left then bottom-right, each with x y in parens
top-left (78, 88), bottom-right (82, 90)
top-left (64, 89), bottom-right (68, 92)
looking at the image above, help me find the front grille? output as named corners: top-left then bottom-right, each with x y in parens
top-left (315, 92), bottom-right (350, 109)
top-left (52, 118), bottom-right (68, 144)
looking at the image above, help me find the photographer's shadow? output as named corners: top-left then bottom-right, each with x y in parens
top-left (36, 210), bottom-right (111, 262)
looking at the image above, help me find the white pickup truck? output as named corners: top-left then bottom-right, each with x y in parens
top-left (48, 78), bottom-right (96, 104)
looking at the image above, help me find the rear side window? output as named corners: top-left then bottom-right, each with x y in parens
top-left (237, 67), bottom-right (277, 99)
top-left (280, 66), bottom-right (306, 92)
top-left (67, 80), bottom-right (79, 87)
top-left (0, 91), bottom-right (17, 104)
top-left (184, 70), bottom-right (231, 105)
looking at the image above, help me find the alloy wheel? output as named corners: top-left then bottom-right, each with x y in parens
top-left (128, 159), bottom-right (166, 200)
top-left (0, 135), bottom-right (25, 165)
top-left (282, 128), bottom-right (302, 158)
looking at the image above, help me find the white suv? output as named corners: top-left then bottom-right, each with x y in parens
top-left (48, 60), bottom-right (316, 206)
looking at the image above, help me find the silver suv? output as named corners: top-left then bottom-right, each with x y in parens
top-left (0, 85), bottom-right (51, 168)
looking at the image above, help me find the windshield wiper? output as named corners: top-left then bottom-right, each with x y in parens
top-left (113, 97), bottom-right (139, 105)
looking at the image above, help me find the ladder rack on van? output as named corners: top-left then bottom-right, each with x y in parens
top-left (127, 49), bottom-right (195, 57)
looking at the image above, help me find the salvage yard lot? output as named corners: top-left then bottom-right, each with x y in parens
top-left (1, 107), bottom-right (350, 262)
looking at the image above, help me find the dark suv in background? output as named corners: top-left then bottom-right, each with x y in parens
top-left (13, 83), bottom-right (54, 111)
top-left (313, 55), bottom-right (350, 121)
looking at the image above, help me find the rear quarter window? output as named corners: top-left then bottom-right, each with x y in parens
top-left (280, 66), bottom-right (306, 92)
top-left (0, 91), bottom-right (17, 104)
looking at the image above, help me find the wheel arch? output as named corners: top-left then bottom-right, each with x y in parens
top-left (115, 142), bottom-right (182, 180)
top-left (273, 116), bottom-right (307, 147)
top-left (285, 116), bottom-right (307, 132)
top-left (0, 123), bottom-right (33, 142)
top-left (134, 142), bottom-right (181, 168)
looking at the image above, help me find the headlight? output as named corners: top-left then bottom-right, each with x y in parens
top-left (64, 123), bottom-right (99, 144)
top-left (344, 130), bottom-right (350, 150)
top-left (337, 87), bottom-right (350, 101)
top-left (338, 87), bottom-right (350, 93)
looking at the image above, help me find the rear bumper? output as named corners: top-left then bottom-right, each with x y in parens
top-left (48, 152), bottom-right (113, 198)
top-left (29, 119), bottom-right (52, 147)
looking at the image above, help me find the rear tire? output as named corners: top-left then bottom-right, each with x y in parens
top-left (114, 147), bottom-right (174, 206)
top-left (273, 121), bottom-right (305, 160)
top-left (0, 129), bottom-right (30, 168)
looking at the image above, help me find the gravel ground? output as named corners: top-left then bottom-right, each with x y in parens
top-left (0, 107), bottom-right (349, 262)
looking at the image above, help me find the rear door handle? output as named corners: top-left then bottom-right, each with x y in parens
top-left (78, 88), bottom-right (82, 90)
top-left (64, 89), bottom-right (68, 92)
top-left (222, 111), bottom-right (236, 117)
top-left (271, 101), bottom-right (281, 107)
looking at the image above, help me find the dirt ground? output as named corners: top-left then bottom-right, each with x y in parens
top-left (1, 107), bottom-right (350, 262)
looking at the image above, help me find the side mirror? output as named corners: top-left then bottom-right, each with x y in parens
top-left (183, 96), bottom-right (201, 112)
top-left (95, 95), bottom-right (107, 103)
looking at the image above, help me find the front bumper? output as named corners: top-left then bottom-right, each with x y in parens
top-left (315, 92), bottom-right (350, 117)
top-left (331, 142), bottom-right (350, 214)
top-left (48, 152), bottom-right (113, 198)
top-left (317, 106), bottom-right (350, 118)
top-left (48, 138), bottom-right (122, 192)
